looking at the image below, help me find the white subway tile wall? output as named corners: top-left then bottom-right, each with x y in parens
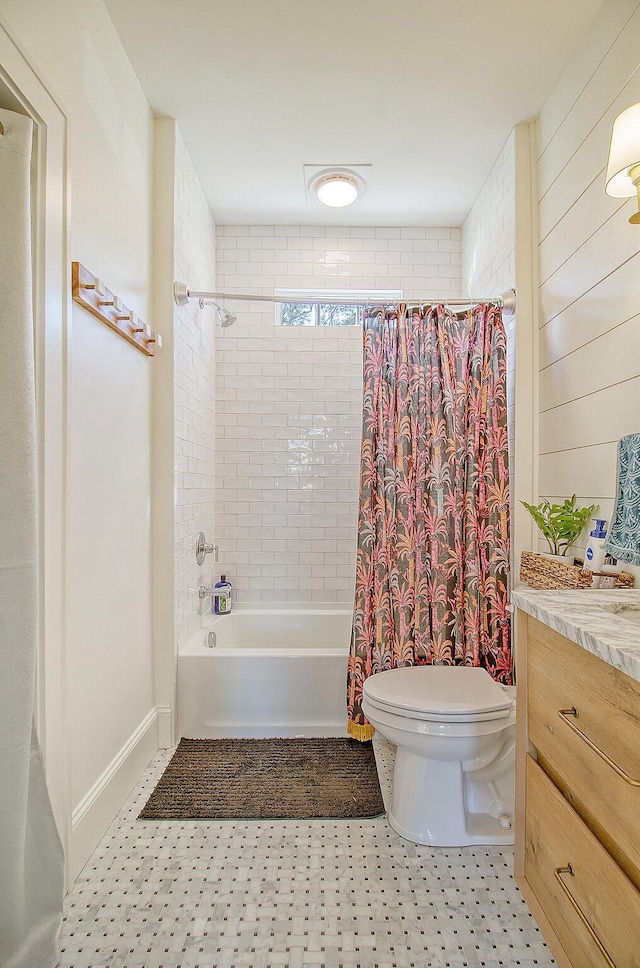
top-left (215, 225), bottom-right (462, 604)
top-left (173, 130), bottom-right (218, 647)
top-left (461, 133), bottom-right (516, 301)
top-left (461, 133), bottom-right (516, 561)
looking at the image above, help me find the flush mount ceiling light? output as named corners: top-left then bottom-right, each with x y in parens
top-left (605, 102), bottom-right (640, 224)
top-left (309, 168), bottom-right (365, 208)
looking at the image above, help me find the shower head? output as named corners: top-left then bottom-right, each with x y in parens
top-left (217, 306), bottom-right (237, 328)
top-left (198, 297), bottom-right (237, 327)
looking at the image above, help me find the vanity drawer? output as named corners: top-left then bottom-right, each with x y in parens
top-left (525, 755), bottom-right (640, 968)
top-left (526, 616), bottom-right (640, 886)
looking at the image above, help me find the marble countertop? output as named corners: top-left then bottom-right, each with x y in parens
top-left (512, 586), bottom-right (640, 682)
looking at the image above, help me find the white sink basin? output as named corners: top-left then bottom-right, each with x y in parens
top-left (600, 603), bottom-right (640, 629)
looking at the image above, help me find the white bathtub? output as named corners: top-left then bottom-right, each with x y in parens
top-left (178, 609), bottom-right (352, 738)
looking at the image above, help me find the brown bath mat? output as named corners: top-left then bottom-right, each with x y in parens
top-left (139, 737), bottom-right (385, 820)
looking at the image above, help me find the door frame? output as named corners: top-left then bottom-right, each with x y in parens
top-left (513, 122), bottom-right (540, 577)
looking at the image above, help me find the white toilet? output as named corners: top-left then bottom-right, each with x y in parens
top-left (362, 665), bottom-right (516, 847)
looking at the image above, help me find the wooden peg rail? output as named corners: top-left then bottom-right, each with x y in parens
top-left (71, 262), bottom-right (161, 357)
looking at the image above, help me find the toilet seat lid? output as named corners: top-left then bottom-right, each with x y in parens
top-left (363, 666), bottom-right (512, 717)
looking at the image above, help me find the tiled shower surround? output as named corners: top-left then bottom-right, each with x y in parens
top-left (215, 226), bottom-right (462, 604)
top-left (461, 134), bottom-right (516, 561)
top-left (173, 129), bottom-right (217, 647)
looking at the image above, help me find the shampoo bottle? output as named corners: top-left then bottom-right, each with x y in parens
top-left (214, 575), bottom-right (233, 615)
top-left (584, 519), bottom-right (607, 586)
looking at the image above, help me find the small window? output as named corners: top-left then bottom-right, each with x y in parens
top-left (276, 289), bottom-right (402, 326)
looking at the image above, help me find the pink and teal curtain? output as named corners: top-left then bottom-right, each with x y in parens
top-left (347, 303), bottom-right (511, 741)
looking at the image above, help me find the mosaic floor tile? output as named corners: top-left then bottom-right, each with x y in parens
top-left (59, 738), bottom-right (554, 968)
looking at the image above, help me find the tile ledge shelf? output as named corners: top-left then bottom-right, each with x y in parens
top-left (512, 585), bottom-right (640, 684)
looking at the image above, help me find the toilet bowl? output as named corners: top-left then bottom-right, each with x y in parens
top-left (362, 665), bottom-right (516, 847)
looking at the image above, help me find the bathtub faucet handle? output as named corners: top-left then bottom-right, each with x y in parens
top-left (196, 532), bottom-right (218, 566)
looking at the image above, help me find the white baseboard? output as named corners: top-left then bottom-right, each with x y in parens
top-left (69, 707), bottom-right (160, 883)
top-left (156, 703), bottom-right (173, 747)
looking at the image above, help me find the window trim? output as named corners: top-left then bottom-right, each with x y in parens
top-left (275, 288), bottom-right (403, 327)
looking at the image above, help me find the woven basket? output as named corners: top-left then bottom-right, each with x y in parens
top-left (520, 552), bottom-right (592, 590)
top-left (608, 570), bottom-right (635, 589)
top-left (520, 552), bottom-right (635, 590)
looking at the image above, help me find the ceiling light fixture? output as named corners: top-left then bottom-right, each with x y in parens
top-left (310, 169), bottom-right (365, 208)
top-left (605, 102), bottom-right (640, 224)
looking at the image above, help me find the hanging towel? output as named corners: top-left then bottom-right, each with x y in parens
top-left (604, 433), bottom-right (640, 566)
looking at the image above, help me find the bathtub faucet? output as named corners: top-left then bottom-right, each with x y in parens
top-left (198, 584), bottom-right (219, 600)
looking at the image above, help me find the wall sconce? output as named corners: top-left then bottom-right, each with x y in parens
top-left (606, 102), bottom-right (640, 224)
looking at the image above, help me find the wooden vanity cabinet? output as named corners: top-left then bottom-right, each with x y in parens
top-left (515, 612), bottom-right (640, 968)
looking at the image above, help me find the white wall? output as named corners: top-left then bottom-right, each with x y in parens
top-left (0, 0), bottom-right (157, 878)
top-left (537, 0), bottom-right (640, 579)
top-left (215, 226), bottom-right (462, 604)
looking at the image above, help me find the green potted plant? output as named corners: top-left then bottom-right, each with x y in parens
top-left (521, 495), bottom-right (598, 562)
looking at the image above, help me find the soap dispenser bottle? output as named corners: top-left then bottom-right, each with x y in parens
top-left (584, 519), bottom-right (607, 585)
top-left (214, 575), bottom-right (232, 615)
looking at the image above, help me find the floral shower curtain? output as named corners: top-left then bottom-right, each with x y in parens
top-left (347, 303), bottom-right (511, 741)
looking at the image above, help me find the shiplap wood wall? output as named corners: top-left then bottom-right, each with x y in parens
top-left (537, 0), bottom-right (640, 579)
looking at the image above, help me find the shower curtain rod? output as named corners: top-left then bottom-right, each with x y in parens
top-left (173, 282), bottom-right (517, 314)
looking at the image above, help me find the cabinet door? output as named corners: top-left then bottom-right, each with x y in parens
top-left (527, 615), bottom-right (640, 887)
top-left (525, 755), bottom-right (640, 968)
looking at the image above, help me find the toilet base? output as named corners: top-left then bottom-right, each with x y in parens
top-left (387, 809), bottom-right (514, 847)
top-left (388, 746), bottom-right (514, 847)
